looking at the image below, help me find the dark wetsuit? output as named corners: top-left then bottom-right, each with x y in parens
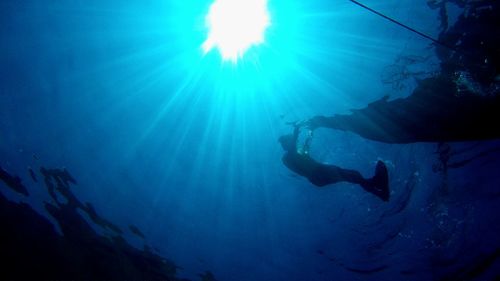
top-left (281, 127), bottom-right (368, 187)
top-left (279, 125), bottom-right (390, 201)
top-left (282, 152), bottom-right (368, 187)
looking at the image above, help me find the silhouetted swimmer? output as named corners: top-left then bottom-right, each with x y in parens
top-left (279, 125), bottom-right (390, 202)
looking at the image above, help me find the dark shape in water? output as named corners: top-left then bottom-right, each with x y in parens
top-left (0, 167), bottom-right (188, 280)
top-left (279, 125), bottom-right (390, 201)
top-left (40, 167), bottom-right (122, 234)
top-left (433, 142), bottom-right (500, 174)
top-left (198, 270), bottom-right (218, 281)
top-left (439, 248), bottom-right (500, 281)
top-left (28, 167), bottom-right (38, 182)
top-left (306, 2), bottom-right (500, 144)
top-left (448, 146), bottom-right (500, 169)
top-left (436, 1), bottom-right (499, 87)
top-left (306, 75), bottom-right (500, 144)
top-left (0, 166), bottom-right (29, 196)
top-left (129, 224), bottom-right (146, 239)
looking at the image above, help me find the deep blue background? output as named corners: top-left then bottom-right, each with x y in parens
top-left (1, 0), bottom-right (500, 280)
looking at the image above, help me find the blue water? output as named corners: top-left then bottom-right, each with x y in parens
top-left (2, 0), bottom-right (500, 280)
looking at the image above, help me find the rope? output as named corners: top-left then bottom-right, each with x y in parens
top-left (348, 0), bottom-right (459, 53)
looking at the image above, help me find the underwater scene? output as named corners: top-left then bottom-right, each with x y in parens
top-left (1, 0), bottom-right (499, 280)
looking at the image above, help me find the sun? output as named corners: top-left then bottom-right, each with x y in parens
top-left (202, 0), bottom-right (271, 63)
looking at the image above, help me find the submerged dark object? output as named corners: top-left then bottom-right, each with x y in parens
top-left (307, 75), bottom-right (500, 144)
top-left (0, 167), bottom-right (186, 280)
top-left (198, 270), bottom-right (218, 281)
top-left (307, 1), bottom-right (500, 144)
top-left (0, 166), bottom-right (29, 196)
top-left (28, 167), bottom-right (38, 182)
top-left (129, 224), bottom-right (146, 239)
top-left (279, 125), bottom-right (390, 201)
top-left (439, 248), bottom-right (500, 281)
top-left (40, 167), bottom-right (122, 234)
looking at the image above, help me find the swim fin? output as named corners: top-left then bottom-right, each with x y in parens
top-left (363, 161), bottom-right (390, 202)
